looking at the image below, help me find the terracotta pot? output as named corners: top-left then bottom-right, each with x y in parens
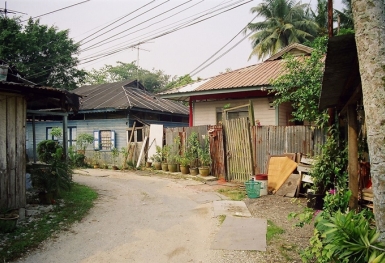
top-left (146, 162), bottom-right (152, 168)
top-left (112, 165), bottom-right (119, 170)
top-left (161, 163), bottom-right (169, 171)
top-left (180, 165), bottom-right (190, 174)
top-left (93, 164), bottom-right (99, 169)
top-left (198, 167), bottom-right (210, 176)
top-left (153, 162), bottom-right (162, 170)
top-left (189, 167), bottom-right (199, 176)
top-left (168, 163), bottom-right (178, 172)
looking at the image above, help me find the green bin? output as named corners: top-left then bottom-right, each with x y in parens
top-left (245, 180), bottom-right (261, 198)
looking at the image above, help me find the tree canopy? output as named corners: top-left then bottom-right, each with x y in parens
top-left (85, 61), bottom-right (173, 93)
top-left (246, 0), bottom-right (319, 60)
top-left (0, 18), bottom-right (86, 90)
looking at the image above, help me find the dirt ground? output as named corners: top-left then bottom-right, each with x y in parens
top-left (13, 169), bottom-right (313, 263)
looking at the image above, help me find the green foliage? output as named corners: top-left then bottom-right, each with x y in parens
top-left (288, 206), bottom-right (315, 227)
top-left (68, 146), bottom-right (87, 168)
top-left (92, 151), bottom-right (101, 165)
top-left (165, 74), bottom-right (194, 90)
top-left (37, 140), bottom-right (63, 163)
top-left (246, 0), bottom-right (319, 59)
top-left (217, 188), bottom-right (246, 201)
top-left (85, 61), bottom-right (171, 93)
top-left (301, 210), bottom-right (385, 263)
top-left (50, 127), bottom-right (62, 138)
top-left (323, 189), bottom-right (351, 216)
top-left (76, 133), bottom-right (94, 152)
top-left (187, 132), bottom-right (200, 168)
top-left (0, 18), bottom-right (86, 89)
top-left (270, 37), bottom-right (328, 126)
top-left (151, 146), bottom-right (163, 163)
top-left (0, 183), bottom-right (97, 262)
top-left (309, 126), bottom-right (348, 194)
top-left (267, 220), bottom-right (285, 241)
top-left (198, 136), bottom-right (211, 167)
top-left (31, 148), bottom-right (72, 195)
top-left (111, 147), bottom-right (119, 165)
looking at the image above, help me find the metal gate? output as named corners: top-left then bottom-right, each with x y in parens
top-left (223, 117), bottom-right (254, 181)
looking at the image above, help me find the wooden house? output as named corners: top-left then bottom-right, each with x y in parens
top-left (1, 79), bottom-right (79, 210)
top-left (26, 80), bottom-right (189, 165)
top-left (160, 43), bottom-right (314, 127)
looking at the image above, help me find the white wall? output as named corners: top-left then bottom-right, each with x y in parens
top-left (193, 97), bottom-right (277, 126)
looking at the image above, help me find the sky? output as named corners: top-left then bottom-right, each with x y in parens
top-left (5, 0), bottom-right (344, 80)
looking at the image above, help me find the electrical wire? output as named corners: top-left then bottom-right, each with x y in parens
top-left (76, 0), bottom-right (156, 43)
top-left (79, 0), bottom-right (246, 61)
top-left (20, 0), bottom-right (90, 22)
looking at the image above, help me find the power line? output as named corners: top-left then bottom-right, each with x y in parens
top-left (76, 0), bottom-right (156, 44)
top-left (79, 0), bottom-right (246, 61)
top-left (80, 0), bottom-right (171, 47)
top-left (20, 0), bottom-right (90, 22)
top-left (78, 0), bottom-right (253, 66)
top-left (80, 0), bottom-right (237, 54)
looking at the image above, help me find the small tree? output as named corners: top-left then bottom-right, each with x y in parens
top-left (76, 133), bottom-right (94, 152)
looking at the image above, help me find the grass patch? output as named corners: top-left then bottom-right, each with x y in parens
top-left (0, 183), bottom-right (97, 262)
top-left (267, 220), bottom-right (284, 242)
top-left (279, 244), bottom-right (298, 261)
top-left (217, 187), bottom-right (246, 201)
top-left (218, 215), bottom-right (226, 225)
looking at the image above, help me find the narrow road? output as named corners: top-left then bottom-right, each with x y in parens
top-left (16, 170), bottom-right (226, 263)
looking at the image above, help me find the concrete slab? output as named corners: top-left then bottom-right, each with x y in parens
top-left (211, 217), bottom-right (267, 251)
top-left (213, 200), bottom-right (252, 217)
top-left (187, 192), bottom-right (225, 204)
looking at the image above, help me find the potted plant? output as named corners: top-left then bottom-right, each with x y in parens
top-left (187, 132), bottom-right (200, 175)
top-left (197, 136), bottom-right (211, 176)
top-left (111, 147), bottom-right (120, 170)
top-left (0, 208), bottom-right (19, 233)
top-left (93, 151), bottom-right (101, 168)
top-left (178, 151), bottom-right (191, 174)
top-left (151, 146), bottom-right (163, 170)
top-left (161, 145), bottom-right (170, 171)
top-left (31, 148), bottom-right (72, 204)
top-left (167, 136), bottom-right (181, 173)
top-left (307, 127), bottom-right (348, 209)
top-left (76, 133), bottom-right (94, 154)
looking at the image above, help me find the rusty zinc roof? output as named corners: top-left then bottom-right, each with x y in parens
top-left (160, 43), bottom-right (313, 101)
top-left (73, 80), bottom-right (189, 115)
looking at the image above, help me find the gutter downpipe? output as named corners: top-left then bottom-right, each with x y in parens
top-left (189, 97), bottom-right (193, 127)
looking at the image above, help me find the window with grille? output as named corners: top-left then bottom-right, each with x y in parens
top-left (93, 130), bottom-right (115, 151)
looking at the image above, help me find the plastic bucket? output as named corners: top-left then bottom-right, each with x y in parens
top-left (255, 174), bottom-right (268, 196)
top-left (245, 180), bottom-right (262, 199)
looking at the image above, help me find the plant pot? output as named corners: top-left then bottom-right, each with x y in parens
top-left (198, 166), bottom-right (210, 176)
top-left (168, 163), bottom-right (178, 172)
top-left (189, 167), bottom-right (199, 176)
top-left (146, 161), bottom-right (152, 168)
top-left (153, 162), bottom-right (162, 170)
top-left (307, 192), bottom-right (325, 210)
top-left (112, 165), bottom-right (119, 170)
top-left (93, 164), bottom-right (99, 169)
top-left (0, 214), bottom-right (19, 233)
top-left (180, 165), bottom-right (190, 174)
top-left (103, 164), bottom-right (109, 169)
top-left (161, 163), bottom-right (169, 171)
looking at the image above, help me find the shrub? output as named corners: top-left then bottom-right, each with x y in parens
top-left (37, 140), bottom-right (63, 163)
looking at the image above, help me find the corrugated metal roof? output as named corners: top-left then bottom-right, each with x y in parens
top-left (266, 43), bottom-right (314, 61)
top-left (320, 34), bottom-right (359, 110)
top-left (74, 80), bottom-right (189, 115)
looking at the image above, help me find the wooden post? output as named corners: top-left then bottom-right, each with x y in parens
top-left (62, 115), bottom-right (68, 158)
top-left (347, 105), bottom-right (359, 210)
top-left (123, 121), bottom-right (136, 170)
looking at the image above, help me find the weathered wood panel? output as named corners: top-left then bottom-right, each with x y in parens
top-left (0, 94), bottom-right (7, 208)
top-left (16, 96), bottom-right (26, 207)
top-left (7, 96), bottom-right (16, 208)
top-left (223, 118), bottom-right (253, 182)
top-left (208, 125), bottom-right (226, 179)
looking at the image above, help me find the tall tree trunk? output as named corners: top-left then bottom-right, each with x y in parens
top-left (351, 0), bottom-right (385, 240)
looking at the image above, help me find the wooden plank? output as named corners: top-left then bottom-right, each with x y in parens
top-left (267, 156), bottom-right (297, 193)
top-left (275, 173), bottom-right (301, 197)
top-left (136, 136), bottom-right (148, 168)
top-left (0, 94), bottom-right (7, 208)
top-left (15, 97), bottom-right (26, 208)
top-left (297, 163), bottom-right (312, 173)
top-left (7, 96), bottom-right (16, 208)
top-left (347, 104), bottom-right (359, 210)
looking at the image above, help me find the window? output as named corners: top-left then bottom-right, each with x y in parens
top-left (127, 127), bottom-right (144, 143)
top-left (93, 130), bottom-right (115, 151)
top-left (46, 126), bottom-right (77, 148)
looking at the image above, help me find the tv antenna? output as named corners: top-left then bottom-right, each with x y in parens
top-left (0, 2), bottom-right (27, 17)
top-left (132, 42), bottom-right (152, 89)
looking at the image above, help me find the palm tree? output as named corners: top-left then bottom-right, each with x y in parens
top-left (334, 0), bottom-right (354, 32)
top-left (247, 0), bottom-right (319, 60)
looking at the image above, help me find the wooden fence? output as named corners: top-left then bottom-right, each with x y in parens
top-left (164, 124), bottom-right (325, 181)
